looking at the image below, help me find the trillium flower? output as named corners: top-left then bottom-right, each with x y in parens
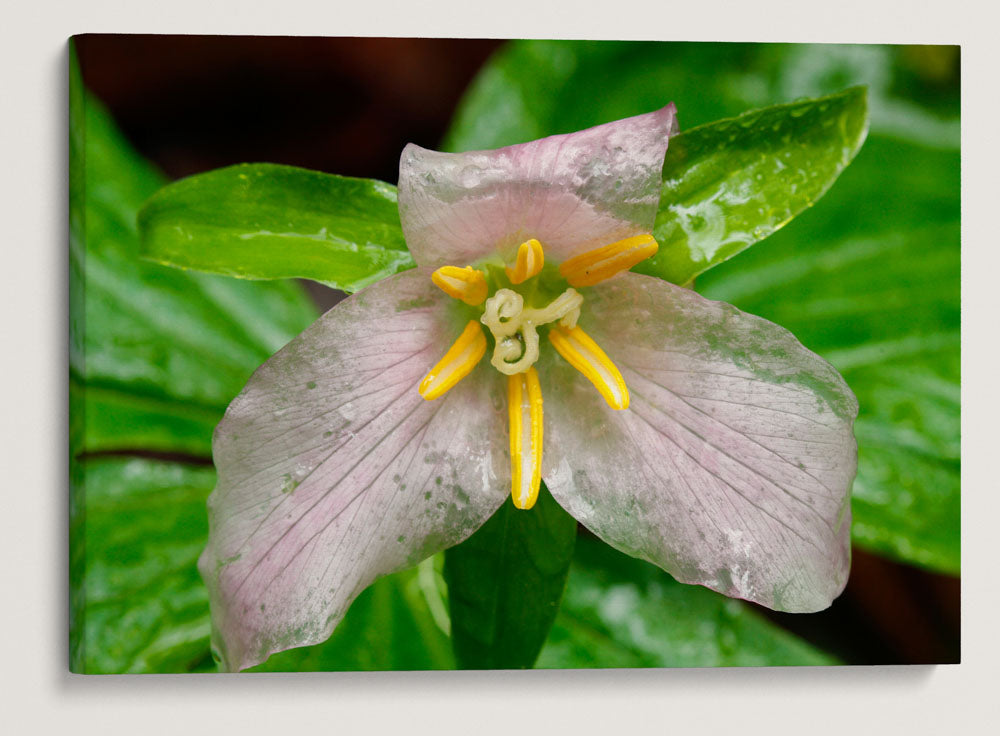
top-left (198, 105), bottom-right (858, 672)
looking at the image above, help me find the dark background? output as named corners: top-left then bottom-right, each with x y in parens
top-left (75, 34), bottom-right (959, 665)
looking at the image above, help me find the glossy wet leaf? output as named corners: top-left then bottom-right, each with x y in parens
top-left (72, 380), bottom-right (221, 457)
top-left (537, 536), bottom-right (837, 668)
top-left (71, 47), bottom-right (319, 671)
top-left (699, 138), bottom-right (960, 573)
top-left (451, 39), bottom-right (959, 575)
top-left (446, 45), bottom-right (868, 287)
top-left (71, 68), bottom-right (318, 454)
top-left (71, 454), bottom-right (456, 674)
top-left (70, 46), bottom-right (449, 673)
top-left (139, 164), bottom-right (415, 292)
top-left (444, 41), bottom-right (956, 153)
top-left (636, 88), bottom-right (868, 285)
top-left (70, 457), bottom-right (216, 673)
top-left (443, 41), bottom-right (746, 152)
top-left (444, 485), bottom-right (577, 669)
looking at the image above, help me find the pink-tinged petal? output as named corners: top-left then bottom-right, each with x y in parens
top-left (398, 105), bottom-right (678, 269)
top-left (198, 269), bottom-right (507, 671)
top-left (541, 273), bottom-right (857, 612)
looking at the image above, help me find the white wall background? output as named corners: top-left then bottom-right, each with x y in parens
top-left (0, 1), bottom-right (993, 734)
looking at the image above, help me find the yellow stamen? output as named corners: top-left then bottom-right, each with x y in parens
top-left (548, 325), bottom-right (629, 410)
top-left (418, 321), bottom-right (487, 400)
top-left (431, 266), bottom-right (488, 305)
top-left (558, 233), bottom-right (659, 287)
top-left (508, 367), bottom-right (543, 510)
top-left (505, 238), bottom-right (545, 284)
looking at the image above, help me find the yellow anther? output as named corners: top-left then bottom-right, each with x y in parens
top-left (505, 238), bottom-right (545, 284)
top-left (418, 321), bottom-right (487, 400)
top-left (431, 266), bottom-right (489, 305)
top-left (548, 325), bottom-right (630, 410)
top-left (558, 233), bottom-right (659, 287)
top-left (508, 367), bottom-right (543, 510)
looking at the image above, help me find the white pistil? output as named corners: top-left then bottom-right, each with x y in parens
top-left (481, 287), bottom-right (583, 375)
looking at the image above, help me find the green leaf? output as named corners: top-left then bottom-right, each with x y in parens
top-left (71, 44), bottom-right (316, 669)
top-left (71, 457), bottom-right (216, 673)
top-left (446, 44), bottom-right (868, 287)
top-left (74, 381), bottom-right (220, 457)
top-left (138, 163), bottom-right (415, 293)
top-left (71, 453), bottom-right (455, 674)
top-left (248, 558), bottom-right (454, 672)
top-left (449, 39), bottom-right (959, 574)
top-left (635, 88), bottom-right (869, 286)
top-left (537, 536), bottom-right (837, 668)
top-left (444, 41), bottom-right (957, 152)
top-left (444, 485), bottom-right (577, 669)
top-left (699, 138), bottom-right (960, 573)
top-left (71, 67), bottom-right (319, 451)
top-left (70, 45), bottom-right (448, 673)
top-left (443, 40), bottom-right (754, 152)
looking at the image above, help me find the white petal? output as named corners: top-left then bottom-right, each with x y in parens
top-left (542, 274), bottom-right (857, 612)
top-left (199, 269), bottom-right (507, 670)
top-left (398, 105), bottom-right (678, 268)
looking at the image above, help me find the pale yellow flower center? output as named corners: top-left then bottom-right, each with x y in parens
top-left (417, 235), bottom-right (659, 509)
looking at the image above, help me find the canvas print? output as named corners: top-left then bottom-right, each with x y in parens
top-left (69, 36), bottom-right (960, 673)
